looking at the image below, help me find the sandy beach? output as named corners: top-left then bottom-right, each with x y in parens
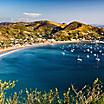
top-left (0, 39), bottom-right (101, 58)
top-left (0, 40), bottom-right (81, 57)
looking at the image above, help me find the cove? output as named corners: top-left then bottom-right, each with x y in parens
top-left (0, 43), bottom-right (104, 92)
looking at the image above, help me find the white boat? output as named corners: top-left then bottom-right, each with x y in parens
top-left (71, 49), bottom-right (75, 52)
top-left (61, 52), bottom-right (65, 55)
top-left (77, 55), bottom-right (82, 62)
top-left (95, 55), bottom-right (100, 61)
top-left (86, 49), bottom-right (90, 52)
top-left (86, 55), bottom-right (90, 58)
top-left (93, 54), bottom-right (97, 57)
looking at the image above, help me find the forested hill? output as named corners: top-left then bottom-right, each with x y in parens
top-left (0, 20), bottom-right (104, 48)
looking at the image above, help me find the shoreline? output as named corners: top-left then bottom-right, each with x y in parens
top-left (0, 40), bottom-right (80, 58)
top-left (0, 39), bottom-right (102, 58)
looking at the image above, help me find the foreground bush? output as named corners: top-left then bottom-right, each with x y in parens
top-left (0, 78), bottom-right (104, 104)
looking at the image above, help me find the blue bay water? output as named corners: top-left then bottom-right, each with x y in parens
top-left (0, 43), bottom-right (104, 92)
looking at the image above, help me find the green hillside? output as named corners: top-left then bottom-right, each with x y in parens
top-left (0, 20), bottom-right (104, 48)
top-left (52, 21), bottom-right (104, 41)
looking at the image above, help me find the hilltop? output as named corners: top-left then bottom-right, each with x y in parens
top-left (0, 20), bottom-right (104, 48)
top-left (52, 21), bottom-right (104, 40)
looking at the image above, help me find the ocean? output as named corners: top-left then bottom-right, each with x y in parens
top-left (0, 43), bottom-right (104, 92)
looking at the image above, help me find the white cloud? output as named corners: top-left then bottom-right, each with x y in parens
top-left (23, 12), bottom-right (42, 17)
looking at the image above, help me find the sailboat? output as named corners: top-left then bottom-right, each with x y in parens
top-left (95, 55), bottom-right (100, 61)
top-left (77, 55), bottom-right (82, 62)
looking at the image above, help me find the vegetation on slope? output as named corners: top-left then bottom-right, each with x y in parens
top-left (52, 21), bottom-right (104, 41)
top-left (0, 21), bottom-right (104, 48)
top-left (0, 78), bottom-right (104, 104)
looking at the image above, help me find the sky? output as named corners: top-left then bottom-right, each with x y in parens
top-left (0, 0), bottom-right (104, 24)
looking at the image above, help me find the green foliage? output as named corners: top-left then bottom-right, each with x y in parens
top-left (0, 21), bottom-right (103, 48)
top-left (0, 78), bottom-right (103, 104)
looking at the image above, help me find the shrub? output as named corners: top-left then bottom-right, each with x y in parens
top-left (0, 78), bottom-right (103, 104)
